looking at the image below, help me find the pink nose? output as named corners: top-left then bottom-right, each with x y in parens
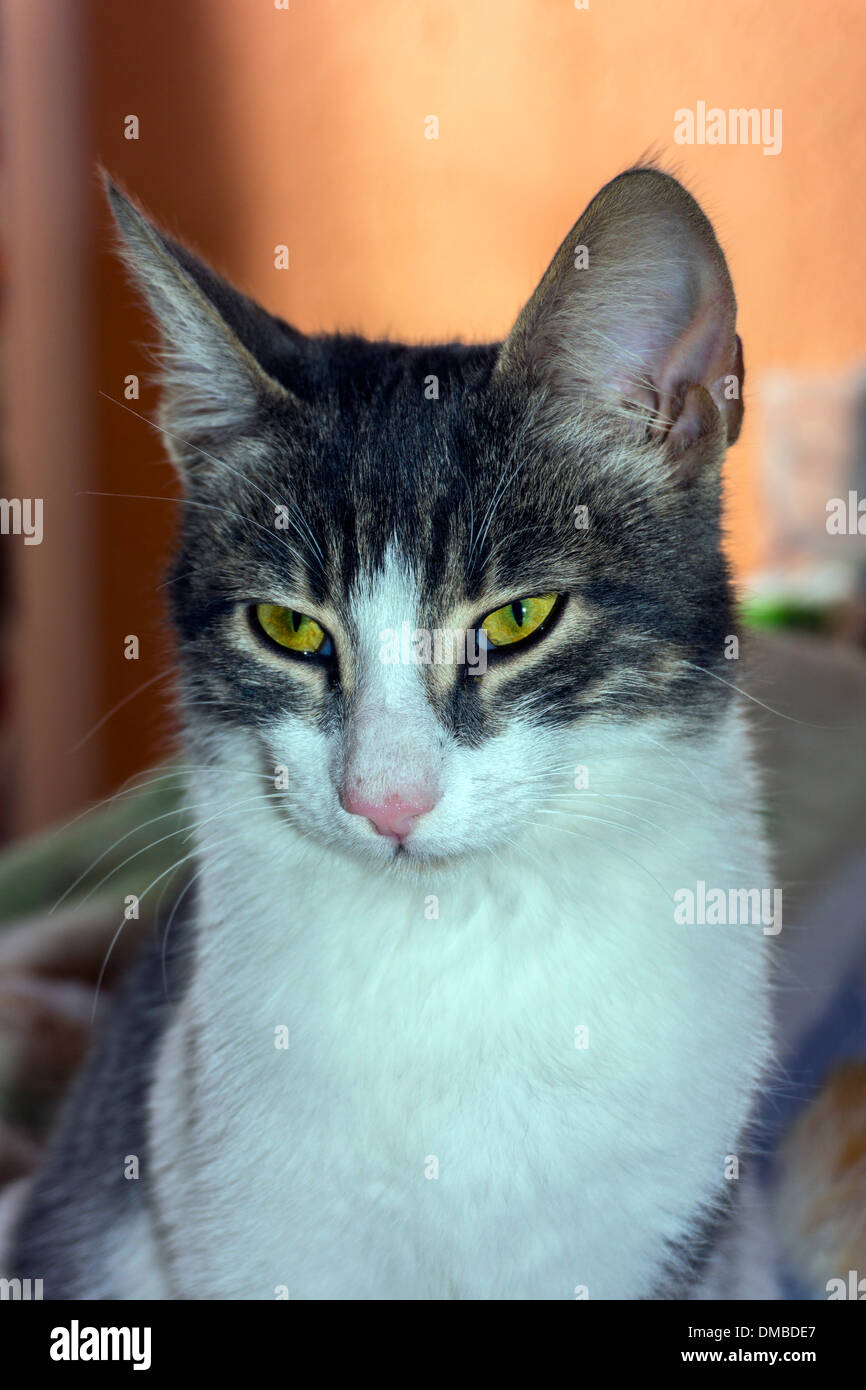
top-left (342, 792), bottom-right (437, 842)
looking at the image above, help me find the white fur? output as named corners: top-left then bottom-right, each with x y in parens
top-left (111, 558), bottom-right (776, 1300)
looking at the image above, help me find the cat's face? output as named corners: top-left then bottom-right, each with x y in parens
top-left (108, 168), bottom-right (744, 867)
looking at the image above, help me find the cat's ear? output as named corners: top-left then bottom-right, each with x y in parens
top-left (104, 175), bottom-right (297, 469)
top-left (496, 167), bottom-right (744, 481)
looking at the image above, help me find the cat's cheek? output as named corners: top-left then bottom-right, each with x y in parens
top-left (259, 717), bottom-right (341, 817)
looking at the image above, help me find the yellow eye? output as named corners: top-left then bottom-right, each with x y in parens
top-left (255, 603), bottom-right (331, 655)
top-left (481, 593), bottom-right (558, 648)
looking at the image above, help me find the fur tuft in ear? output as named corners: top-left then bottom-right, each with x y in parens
top-left (497, 167), bottom-right (744, 479)
top-left (103, 173), bottom-right (294, 470)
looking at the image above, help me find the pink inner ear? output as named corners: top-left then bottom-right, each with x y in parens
top-left (659, 289), bottom-right (732, 395)
top-left (659, 304), bottom-right (744, 448)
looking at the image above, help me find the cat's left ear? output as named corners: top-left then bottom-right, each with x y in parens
top-left (496, 167), bottom-right (744, 482)
top-left (104, 175), bottom-right (300, 472)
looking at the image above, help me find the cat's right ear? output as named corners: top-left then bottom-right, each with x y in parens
top-left (494, 167), bottom-right (744, 488)
top-left (104, 174), bottom-right (299, 474)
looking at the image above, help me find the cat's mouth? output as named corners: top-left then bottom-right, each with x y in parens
top-left (262, 774), bottom-right (458, 867)
top-left (345, 821), bottom-right (452, 869)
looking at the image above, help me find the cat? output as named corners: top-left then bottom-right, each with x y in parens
top-left (4, 166), bottom-right (777, 1299)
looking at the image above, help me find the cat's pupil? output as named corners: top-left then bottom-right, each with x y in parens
top-left (511, 600), bottom-right (524, 627)
top-left (290, 610), bottom-right (301, 632)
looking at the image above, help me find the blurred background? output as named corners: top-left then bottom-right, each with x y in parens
top-left (1, 0), bottom-right (865, 1294)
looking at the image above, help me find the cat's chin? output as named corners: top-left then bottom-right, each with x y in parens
top-left (333, 830), bottom-right (479, 875)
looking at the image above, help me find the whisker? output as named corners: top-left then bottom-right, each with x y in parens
top-left (521, 817), bottom-right (676, 906)
top-left (468, 404), bottom-right (538, 569)
top-left (98, 390), bottom-right (326, 580)
top-left (534, 807), bottom-right (664, 852)
top-left (629, 728), bottom-right (715, 797)
top-left (90, 841), bottom-right (212, 1022)
top-left (545, 791), bottom-right (682, 814)
top-left (539, 800), bottom-right (690, 845)
top-left (681, 660), bottom-right (848, 731)
top-left (81, 490), bottom-right (308, 573)
top-left (49, 779), bottom-right (283, 914)
top-left (51, 800), bottom-right (188, 914)
top-left (71, 668), bottom-right (176, 753)
top-left (72, 790), bottom-right (286, 910)
top-left (160, 862), bottom-right (205, 1003)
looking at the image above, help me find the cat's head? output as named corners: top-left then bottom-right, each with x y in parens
top-left (108, 168), bottom-right (743, 868)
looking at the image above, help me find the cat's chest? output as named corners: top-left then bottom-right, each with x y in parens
top-left (150, 858), bottom-right (768, 1298)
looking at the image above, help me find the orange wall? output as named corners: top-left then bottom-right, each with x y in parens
top-left (4, 1), bottom-right (94, 835)
top-left (75, 0), bottom-right (866, 803)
